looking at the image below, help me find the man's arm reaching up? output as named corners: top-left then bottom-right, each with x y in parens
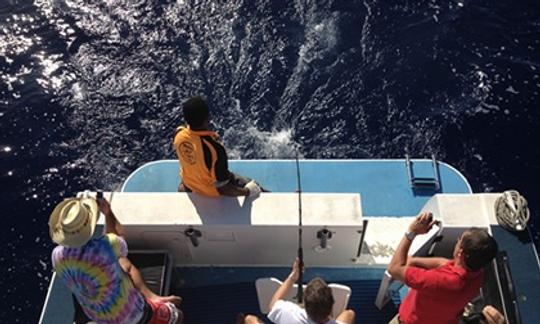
top-left (269, 258), bottom-right (302, 310)
top-left (388, 212), bottom-right (437, 282)
top-left (97, 196), bottom-right (125, 237)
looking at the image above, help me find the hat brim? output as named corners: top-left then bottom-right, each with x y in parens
top-left (49, 197), bottom-right (100, 248)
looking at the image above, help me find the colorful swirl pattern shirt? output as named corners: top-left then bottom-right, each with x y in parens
top-left (52, 233), bottom-right (145, 324)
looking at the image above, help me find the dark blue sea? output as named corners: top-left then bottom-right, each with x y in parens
top-left (1, 0), bottom-right (539, 322)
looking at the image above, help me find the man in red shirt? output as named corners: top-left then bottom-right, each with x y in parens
top-left (388, 212), bottom-right (498, 324)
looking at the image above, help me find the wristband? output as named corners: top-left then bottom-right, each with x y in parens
top-left (405, 231), bottom-right (416, 241)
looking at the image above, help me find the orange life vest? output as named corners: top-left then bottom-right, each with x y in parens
top-left (173, 126), bottom-right (221, 197)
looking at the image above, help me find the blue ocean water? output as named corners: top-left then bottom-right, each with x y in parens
top-left (0, 0), bottom-right (539, 322)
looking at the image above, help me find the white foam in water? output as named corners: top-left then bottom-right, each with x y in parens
top-left (225, 127), bottom-right (301, 159)
top-left (38, 259), bottom-right (47, 270)
top-left (505, 85), bottom-right (519, 94)
top-left (71, 82), bottom-right (83, 100)
top-left (262, 128), bottom-right (300, 157)
top-left (298, 17), bottom-right (337, 66)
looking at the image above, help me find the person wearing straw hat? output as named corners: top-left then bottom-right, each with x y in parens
top-left (49, 195), bottom-right (183, 324)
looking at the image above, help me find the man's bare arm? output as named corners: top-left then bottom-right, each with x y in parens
top-left (119, 257), bottom-right (158, 299)
top-left (119, 257), bottom-right (183, 307)
top-left (407, 256), bottom-right (450, 269)
top-left (97, 197), bottom-right (124, 236)
top-left (217, 182), bottom-right (249, 197)
top-left (388, 212), bottom-right (436, 282)
top-left (269, 258), bottom-right (302, 310)
top-left (388, 234), bottom-right (414, 282)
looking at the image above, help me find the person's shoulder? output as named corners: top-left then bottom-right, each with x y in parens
top-left (51, 245), bottom-right (65, 259)
top-left (273, 299), bottom-right (304, 314)
top-left (408, 263), bottom-right (454, 279)
top-left (442, 261), bottom-right (472, 278)
top-left (103, 232), bottom-right (119, 240)
top-left (103, 233), bottom-right (126, 244)
top-left (176, 125), bottom-right (188, 132)
top-left (276, 299), bottom-right (298, 308)
top-left (405, 264), bottom-right (429, 276)
top-left (404, 264), bottom-right (443, 288)
top-left (51, 245), bottom-right (72, 268)
top-left (173, 125), bottom-right (189, 142)
top-left (443, 260), bottom-right (457, 268)
top-left (268, 299), bottom-right (305, 323)
top-left (103, 233), bottom-right (128, 257)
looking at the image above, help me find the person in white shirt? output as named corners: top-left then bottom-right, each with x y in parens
top-left (267, 258), bottom-right (355, 324)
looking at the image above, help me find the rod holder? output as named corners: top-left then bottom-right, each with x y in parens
top-left (317, 229), bottom-right (332, 250)
top-left (185, 228), bottom-right (202, 247)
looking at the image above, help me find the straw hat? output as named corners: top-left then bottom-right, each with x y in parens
top-left (48, 197), bottom-right (100, 248)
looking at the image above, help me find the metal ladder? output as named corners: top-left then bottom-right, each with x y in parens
top-left (405, 154), bottom-right (441, 190)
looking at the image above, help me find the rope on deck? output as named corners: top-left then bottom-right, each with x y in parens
top-left (495, 190), bottom-right (530, 232)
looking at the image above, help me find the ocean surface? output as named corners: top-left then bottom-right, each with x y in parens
top-left (1, 0), bottom-right (539, 322)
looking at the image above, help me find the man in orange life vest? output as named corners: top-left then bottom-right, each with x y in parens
top-left (173, 96), bottom-right (263, 197)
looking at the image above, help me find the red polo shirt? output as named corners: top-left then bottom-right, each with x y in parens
top-left (399, 261), bottom-right (484, 324)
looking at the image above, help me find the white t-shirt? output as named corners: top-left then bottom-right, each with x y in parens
top-left (267, 300), bottom-right (342, 324)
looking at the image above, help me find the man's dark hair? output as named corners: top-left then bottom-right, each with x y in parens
top-left (183, 96), bottom-right (209, 127)
top-left (461, 228), bottom-right (498, 271)
top-left (304, 277), bottom-right (334, 322)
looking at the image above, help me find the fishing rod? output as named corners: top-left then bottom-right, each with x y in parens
top-left (295, 153), bottom-right (304, 303)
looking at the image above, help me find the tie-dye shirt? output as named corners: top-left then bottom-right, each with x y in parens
top-left (52, 233), bottom-right (145, 324)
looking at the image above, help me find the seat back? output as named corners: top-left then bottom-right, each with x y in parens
top-left (255, 277), bottom-right (351, 318)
